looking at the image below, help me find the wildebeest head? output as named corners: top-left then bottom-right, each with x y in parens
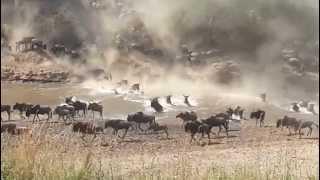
top-left (127, 114), bottom-right (134, 122)
top-left (65, 96), bottom-right (77, 105)
top-left (176, 112), bottom-right (184, 119)
top-left (13, 103), bottom-right (20, 110)
top-left (226, 108), bottom-right (233, 115)
top-left (176, 111), bottom-right (197, 121)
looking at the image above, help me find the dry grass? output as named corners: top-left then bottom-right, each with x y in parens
top-left (1, 123), bottom-right (318, 180)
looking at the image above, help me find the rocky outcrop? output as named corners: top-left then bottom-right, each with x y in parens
top-left (1, 67), bottom-right (69, 83)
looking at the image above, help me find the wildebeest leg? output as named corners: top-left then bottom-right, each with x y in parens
top-left (32, 114), bottom-right (37, 123)
top-left (92, 111), bottom-right (94, 120)
top-left (63, 115), bottom-right (66, 124)
top-left (308, 127), bottom-right (312, 136)
top-left (20, 111), bottom-right (25, 119)
top-left (218, 126), bottom-right (222, 137)
top-left (100, 111), bottom-right (103, 119)
top-left (207, 131), bottom-right (211, 143)
top-left (37, 113), bottom-right (41, 121)
top-left (122, 129), bottom-right (128, 139)
top-left (91, 133), bottom-right (97, 142)
top-left (224, 125), bottom-right (229, 137)
top-left (288, 127), bottom-right (292, 136)
top-left (190, 133), bottom-right (195, 144)
top-left (80, 133), bottom-right (87, 143)
top-left (164, 129), bottom-right (169, 139)
top-left (260, 119), bottom-right (262, 127)
top-left (138, 123), bottom-right (144, 132)
top-left (201, 131), bottom-right (205, 139)
top-left (8, 111), bottom-right (10, 121)
top-left (299, 128), bottom-right (302, 138)
top-left (47, 113), bottom-right (50, 121)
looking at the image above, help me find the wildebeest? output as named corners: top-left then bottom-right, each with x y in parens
top-left (166, 95), bottom-right (174, 105)
top-left (250, 110), bottom-right (266, 127)
top-left (226, 107), bottom-right (234, 116)
top-left (72, 121), bottom-right (99, 141)
top-left (15, 127), bottom-right (32, 135)
top-left (234, 106), bottom-right (244, 120)
top-left (184, 120), bottom-right (211, 143)
top-left (26, 105), bottom-right (52, 123)
top-left (54, 104), bottom-right (75, 122)
top-left (201, 115), bottom-right (229, 137)
top-left (65, 97), bottom-right (88, 117)
top-left (1, 123), bottom-right (16, 134)
top-left (176, 111), bottom-right (198, 124)
top-left (292, 103), bottom-right (300, 112)
top-left (226, 106), bottom-right (244, 120)
top-left (88, 102), bottom-right (103, 120)
top-left (104, 119), bottom-right (133, 139)
top-left (127, 112), bottom-right (156, 132)
top-left (13, 103), bottom-right (33, 118)
top-left (113, 89), bottom-right (120, 95)
top-left (148, 122), bottom-right (169, 139)
top-left (299, 101), bottom-right (309, 108)
top-left (260, 93), bottom-right (266, 102)
top-left (151, 97), bottom-right (163, 113)
top-left (297, 120), bottom-right (319, 138)
top-left (1, 105), bottom-right (11, 121)
top-left (276, 116), bottom-right (300, 135)
top-left (307, 103), bottom-right (317, 115)
top-left (184, 95), bottom-right (192, 107)
top-left (131, 83), bottom-right (140, 91)
top-left (1, 123), bottom-right (31, 135)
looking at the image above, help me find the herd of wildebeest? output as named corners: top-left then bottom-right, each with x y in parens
top-left (1, 95), bottom-right (319, 144)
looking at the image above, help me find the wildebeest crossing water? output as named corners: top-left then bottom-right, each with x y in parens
top-left (7, 82), bottom-right (319, 145)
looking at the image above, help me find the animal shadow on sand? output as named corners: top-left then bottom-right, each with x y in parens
top-left (212, 135), bottom-right (237, 139)
top-left (119, 138), bottom-right (144, 143)
top-left (299, 137), bottom-right (319, 140)
top-left (195, 141), bottom-right (223, 146)
top-left (207, 141), bottom-right (223, 145)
